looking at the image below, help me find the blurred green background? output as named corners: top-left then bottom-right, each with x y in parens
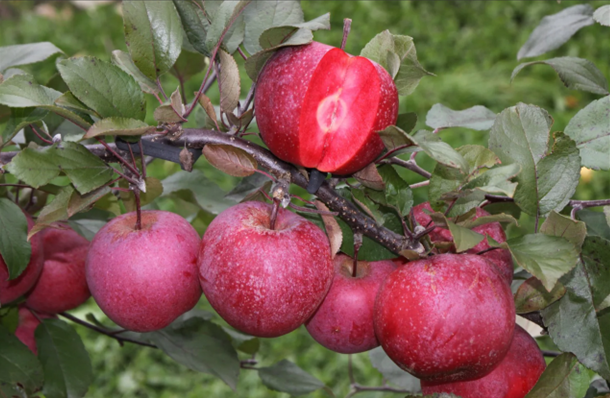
top-left (1, 1), bottom-right (608, 397)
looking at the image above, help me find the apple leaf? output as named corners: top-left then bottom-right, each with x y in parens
top-left (0, 42), bottom-right (63, 73)
top-left (429, 212), bottom-right (484, 253)
top-left (352, 163), bottom-right (385, 191)
top-left (378, 165), bottom-right (413, 216)
top-left (337, 216), bottom-right (398, 262)
top-left (512, 57), bottom-right (609, 95)
top-left (110, 50), bottom-right (160, 95)
top-left (517, 4), bottom-right (595, 60)
top-left (457, 213), bottom-right (519, 229)
top-left (580, 236), bottom-right (610, 312)
top-left (54, 92), bottom-right (98, 117)
top-left (0, 324), bottom-right (44, 395)
top-left (257, 359), bottom-right (325, 396)
top-left (524, 353), bottom-right (592, 398)
top-left (1, 107), bottom-right (48, 148)
top-left (221, 327), bottom-right (259, 355)
top-left (153, 88), bottom-right (186, 124)
top-left (0, 198), bottom-right (31, 280)
top-left (564, 95), bottom-right (610, 171)
top-left (35, 319), bottom-right (93, 398)
top-left (206, 0), bottom-right (251, 53)
top-left (218, 50), bottom-right (241, 114)
top-left (351, 189), bottom-right (384, 223)
top-left (257, 13), bottom-right (330, 51)
top-left (162, 170), bottom-right (236, 215)
top-left (425, 104), bottom-right (497, 131)
top-left (225, 173), bottom-right (270, 202)
top-left (85, 117), bottom-right (154, 139)
top-left (540, 211), bottom-right (587, 249)
top-left (594, 5), bottom-right (610, 26)
top-left (369, 347), bottom-right (421, 391)
top-left (0, 74), bottom-right (61, 108)
top-left (577, 209), bottom-right (610, 240)
top-left (172, 0), bottom-right (211, 56)
top-left (57, 57), bottom-right (146, 120)
top-left (202, 144), bottom-right (257, 178)
top-left (504, 234), bottom-right (579, 291)
top-left (396, 112), bottom-right (417, 134)
top-left (314, 201), bottom-right (342, 259)
top-left (119, 177), bottom-right (163, 212)
top-left (514, 276), bottom-right (566, 314)
top-left (243, 0), bottom-right (304, 54)
top-left (147, 316), bottom-right (240, 389)
top-left (122, 0), bottom-right (182, 81)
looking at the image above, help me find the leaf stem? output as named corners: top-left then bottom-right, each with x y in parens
top-left (341, 19), bottom-right (352, 51)
top-left (29, 124), bottom-right (53, 145)
top-left (134, 189), bottom-right (142, 230)
top-left (269, 198), bottom-right (280, 230)
top-left (139, 140), bottom-right (147, 179)
top-left (95, 137), bottom-right (141, 177)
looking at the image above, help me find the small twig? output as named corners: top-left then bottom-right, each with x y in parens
top-left (542, 350), bottom-right (561, 357)
top-left (138, 140), bottom-right (147, 179)
top-left (134, 189), bottom-right (142, 230)
top-left (238, 83), bottom-right (256, 117)
top-left (269, 198), bottom-right (280, 230)
top-left (127, 141), bottom-right (138, 171)
top-left (153, 92), bottom-right (165, 105)
top-left (383, 157), bottom-right (431, 179)
top-left (288, 202), bottom-right (339, 216)
top-left (477, 247), bottom-right (500, 255)
top-left (410, 180), bottom-right (429, 189)
top-left (108, 164), bottom-right (139, 187)
top-left (156, 78), bottom-right (168, 100)
top-left (341, 18), bottom-right (352, 50)
top-left (29, 124), bottom-right (53, 144)
top-left (237, 46), bottom-right (248, 60)
top-left (95, 138), bottom-right (141, 177)
top-left (444, 198), bottom-right (457, 216)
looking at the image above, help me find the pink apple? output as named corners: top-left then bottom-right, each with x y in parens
top-left (198, 201), bottom-right (333, 338)
top-left (26, 226), bottom-right (90, 313)
top-left (255, 41), bottom-right (399, 175)
top-left (305, 254), bottom-right (395, 353)
top-left (374, 253), bottom-right (515, 383)
top-left (14, 305), bottom-right (55, 355)
top-left (422, 325), bottom-right (546, 398)
top-left (86, 210), bottom-right (201, 332)
top-left (0, 213), bottom-right (44, 304)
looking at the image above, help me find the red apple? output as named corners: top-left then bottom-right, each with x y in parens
top-left (412, 202), bottom-right (454, 243)
top-left (198, 201), bottom-right (333, 338)
top-left (14, 305), bottom-right (55, 355)
top-left (305, 254), bottom-right (395, 353)
top-left (374, 253), bottom-right (515, 383)
top-left (255, 41), bottom-right (399, 175)
top-left (422, 325), bottom-right (546, 398)
top-left (0, 214), bottom-right (44, 304)
top-left (86, 210), bottom-right (201, 332)
top-left (25, 226), bottom-right (90, 313)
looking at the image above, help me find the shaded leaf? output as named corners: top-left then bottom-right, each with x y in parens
top-left (426, 103), bottom-right (496, 131)
top-left (54, 92), bottom-right (98, 117)
top-left (257, 13), bottom-right (330, 51)
top-left (202, 144), bottom-right (257, 177)
top-left (0, 324), bottom-right (44, 395)
top-left (0, 42), bottom-right (63, 73)
top-left (243, 0), bottom-right (304, 54)
top-left (396, 112), bottom-right (417, 134)
top-left (206, 1), bottom-right (251, 53)
top-left (221, 327), bottom-right (260, 355)
top-left (225, 173), bottom-right (270, 202)
top-left (524, 353), bottom-right (592, 398)
top-left (162, 170), bottom-right (236, 214)
top-left (580, 236), bottom-right (610, 312)
top-left (217, 50), bottom-right (240, 114)
top-left (578, 209), bottom-right (610, 240)
top-left (172, 0), bottom-right (211, 56)
top-left (514, 277), bottom-right (567, 314)
top-left (541, 211), bottom-right (587, 249)
top-left (1, 107), bottom-right (48, 147)
top-left (369, 347), bottom-right (421, 391)
top-left (258, 359), bottom-right (325, 396)
top-left (314, 201), bottom-right (341, 258)
top-left (352, 163), bottom-right (385, 191)
top-left (85, 117), bottom-right (154, 139)
top-left (0, 199), bottom-right (30, 280)
top-left (111, 50), bottom-right (159, 94)
top-left (378, 165), bottom-right (413, 216)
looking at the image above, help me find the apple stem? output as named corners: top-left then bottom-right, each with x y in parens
top-left (341, 18), bottom-right (352, 51)
top-left (353, 233), bottom-right (363, 277)
top-left (134, 189), bottom-right (142, 230)
top-left (269, 198), bottom-right (280, 230)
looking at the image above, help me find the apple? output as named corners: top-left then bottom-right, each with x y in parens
top-left (86, 210), bottom-right (201, 332)
top-left (255, 41), bottom-right (399, 175)
top-left (422, 325), bottom-right (546, 398)
top-left (198, 201), bottom-right (333, 338)
top-left (0, 213), bottom-right (44, 304)
top-left (374, 253), bottom-right (515, 383)
top-left (412, 202), bottom-right (513, 284)
top-left (14, 305), bottom-right (55, 355)
top-left (305, 254), bottom-right (395, 353)
top-left (25, 226), bottom-right (90, 313)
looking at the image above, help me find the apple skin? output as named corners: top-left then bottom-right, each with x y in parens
top-left (412, 202), bottom-right (513, 284)
top-left (255, 41), bottom-right (398, 175)
top-left (198, 201), bottom-right (333, 338)
top-left (25, 226), bottom-right (90, 313)
top-left (86, 211), bottom-right (201, 332)
top-left (0, 214), bottom-right (44, 304)
top-left (305, 254), bottom-right (395, 353)
top-left (422, 325), bottom-right (546, 398)
top-left (14, 306), bottom-right (55, 355)
top-left (374, 253), bottom-right (515, 383)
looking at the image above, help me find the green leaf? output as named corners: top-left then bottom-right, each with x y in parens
top-left (0, 42), bottom-right (63, 73)
top-left (206, 1), bottom-right (251, 53)
top-left (512, 57), bottom-right (609, 95)
top-left (85, 117), bottom-right (154, 139)
top-left (425, 103), bottom-right (496, 131)
top-left (225, 173), bottom-right (270, 202)
top-left (396, 112), bottom-right (417, 134)
top-left (369, 347), bottom-right (421, 391)
top-left (0, 74), bottom-right (61, 107)
top-left (257, 13), bottom-right (330, 51)
top-left (243, 0), bottom-right (304, 54)
top-left (5, 144), bottom-right (60, 187)
top-left (217, 50), bottom-right (240, 113)
top-left (514, 277), bottom-right (566, 314)
top-left (258, 359), bottom-right (325, 396)
top-left (580, 236), bottom-right (610, 312)
top-left (564, 95), bottom-right (610, 171)
top-left (542, 262), bottom-right (610, 379)
top-left (594, 5), bottom-right (610, 26)
top-left (577, 209), bottom-right (610, 240)
top-left (172, 0), bottom-right (211, 56)
top-left (517, 4), bottom-right (595, 60)
top-left (352, 188), bottom-right (384, 223)
top-left (0, 199), bottom-right (31, 280)
top-left (0, 324), bottom-right (44, 395)
top-left (54, 92), bottom-right (98, 117)
top-left (461, 164), bottom-right (521, 197)
top-left (458, 213), bottom-right (519, 229)
top-left (221, 327), bottom-right (260, 355)
top-left (1, 107), bottom-right (48, 147)
top-left (429, 212), bottom-right (485, 252)
top-left (337, 217), bottom-right (397, 262)
top-left (35, 319), bottom-right (93, 398)
top-left (122, 0), bottom-right (183, 81)
top-left (110, 50), bottom-right (159, 94)
top-left (119, 177), bottom-right (163, 212)
top-left (162, 170), bottom-right (236, 215)
top-left (377, 165), bottom-right (413, 216)
top-left (147, 317), bottom-right (240, 389)
top-left (505, 234), bottom-right (579, 291)
top-left (524, 353), bottom-right (592, 398)
top-left (541, 211), bottom-right (587, 249)
top-left (57, 57), bottom-right (146, 120)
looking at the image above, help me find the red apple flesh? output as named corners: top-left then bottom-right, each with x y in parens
top-left (255, 41), bottom-right (399, 175)
top-left (14, 305), bottom-right (55, 355)
top-left (0, 214), bottom-right (44, 304)
top-left (198, 201), bottom-right (333, 338)
top-left (26, 226), bottom-right (90, 313)
top-left (422, 325), bottom-right (546, 398)
top-left (305, 254), bottom-right (395, 353)
top-left (374, 253), bottom-right (516, 383)
top-left (86, 210), bottom-right (201, 332)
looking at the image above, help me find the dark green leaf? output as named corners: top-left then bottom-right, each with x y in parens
top-left (0, 74), bottom-right (61, 107)
top-left (110, 50), bottom-right (159, 94)
top-left (0, 42), bottom-right (63, 73)
top-left (524, 353), bottom-right (592, 398)
top-left (256, 13), bottom-right (330, 51)
top-left (396, 112), bottom-right (417, 134)
top-left (426, 103), bottom-right (496, 131)
top-left (222, 327), bottom-right (260, 355)
top-left (1, 107), bottom-right (48, 148)
top-left (564, 95), bottom-right (610, 171)
top-left (35, 319), bottom-right (93, 398)
top-left (0, 324), bottom-right (44, 395)
top-left (518, 4), bottom-right (595, 60)
top-left (206, 1), bottom-right (251, 53)
top-left (225, 173), bottom-right (270, 202)
top-left (0, 198), bottom-right (31, 280)
top-left (243, 0), bottom-right (304, 54)
top-left (57, 57), bottom-right (146, 120)
top-left (147, 317), bottom-right (240, 389)
top-left (54, 92), bottom-right (98, 117)
top-left (337, 215), bottom-right (399, 262)
top-left (577, 209), bottom-right (610, 240)
top-left (514, 276), bottom-right (566, 314)
top-left (369, 347), bottom-right (421, 391)
top-left (594, 5), bottom-right (610, 26)
top-left (172, 0), bottom-right (211, 56)
top-left (541, 211), bottom-right (587, 249)
top-left (122, 1), bottom-right (183, 81)
top-left (378, 165), bottom-right (413, 216)
top-left (512, 57), bottom-right (608, 95)
top-left (258, 359), bottom-right (325, 396)
top-left (162, 170), bottom-right (236, 214)
top-left (581, 236), bottom-right (610, 312)
top-left (429, 212), bottom-right (484, 252)
top-left (5, 144), bottom-right (60, 188)
top-left (85, 117), bottom-right (154, 139)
